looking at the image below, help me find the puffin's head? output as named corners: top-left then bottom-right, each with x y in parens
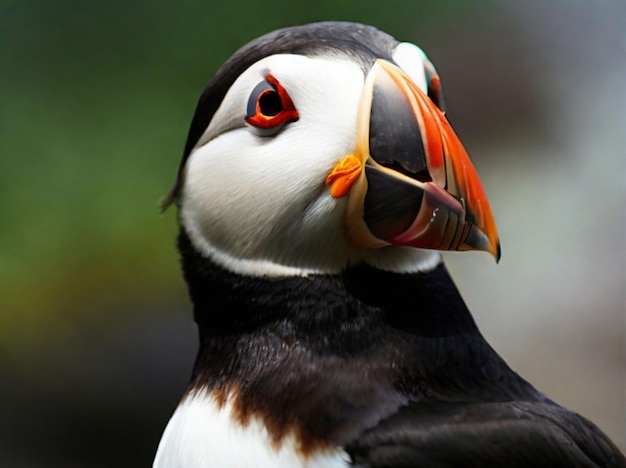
top-left (166, 22), bottom-right (500, 276)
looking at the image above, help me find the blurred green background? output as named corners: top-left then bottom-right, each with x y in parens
top-left (2, 0), bottom-right (624, 466)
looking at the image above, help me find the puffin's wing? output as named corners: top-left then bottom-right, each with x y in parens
top-left (347, 401), bottom-right (626, 467)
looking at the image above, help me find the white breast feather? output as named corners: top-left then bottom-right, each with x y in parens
top-left (153, 392), bottom-right (351, 468)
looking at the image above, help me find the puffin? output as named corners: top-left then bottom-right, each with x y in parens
top-left (154, 21), bottom-right (625, 467)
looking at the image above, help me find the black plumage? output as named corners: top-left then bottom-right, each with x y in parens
top-left (178, 231), bottom-right (625, 466)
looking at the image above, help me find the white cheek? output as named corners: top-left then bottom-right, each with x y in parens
top-left (180, 58), bottom-right (365, 274)
top-left (180, 125), bottom-right (354, 275)
top-left (181, 131), bottom-right (309, 254)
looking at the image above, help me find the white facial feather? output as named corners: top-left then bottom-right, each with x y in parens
top-left (180, 53), bottom-right (440, 276)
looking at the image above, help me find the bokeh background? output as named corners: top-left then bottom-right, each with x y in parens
top-left (1, 0), bottom-right (624, 466)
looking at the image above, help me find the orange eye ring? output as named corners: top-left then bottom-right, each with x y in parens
top-left (245, 75), bottom-right (299, 135)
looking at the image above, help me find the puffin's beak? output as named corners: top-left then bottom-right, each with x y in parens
top-left (326, 59), bottom-right (501, 261)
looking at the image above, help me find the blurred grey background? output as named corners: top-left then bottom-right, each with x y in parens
top-left (1, 0), bottom-right (624, 466)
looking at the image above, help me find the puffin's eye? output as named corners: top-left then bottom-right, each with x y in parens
top-left (245, 75), bottom-right (299, 136)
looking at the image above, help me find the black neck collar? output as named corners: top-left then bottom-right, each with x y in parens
top-left (178, 229), bottom-right (479, 340)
